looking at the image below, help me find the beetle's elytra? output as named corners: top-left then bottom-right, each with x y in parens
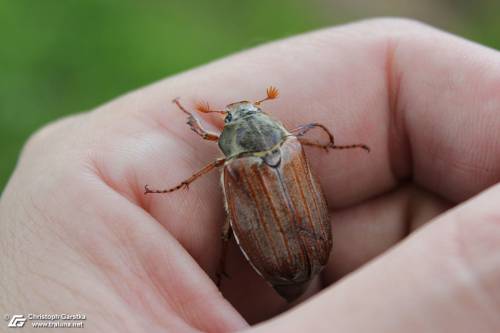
top-left (145, 87), bottom-right (369, 302)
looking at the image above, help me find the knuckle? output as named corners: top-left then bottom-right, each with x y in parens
top-left (21, 115), bottom-right (84, 158)
top-left (364, 17), bottom-right (431, 30)
top-left (324, 17), bottom-right (438, 43)
top-left (25, 122), bottom-right (58, 147)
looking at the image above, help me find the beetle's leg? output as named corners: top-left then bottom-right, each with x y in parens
top-left (215, 220), bottom-right (232, 287)
top-left (254, 86), bottom-right (279, 105)
top-left (172, 98), bottom-right (220, 141)
top-left (291, 122), bottom-right (370, 152)
top-left (144, 158), bottom-right (226, 194)
top-left (299, 138), bottom-right (370, 152)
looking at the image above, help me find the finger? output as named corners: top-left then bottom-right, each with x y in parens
top-left (1, 141), bottom-right (247, 331)
top-left (93, 18), bottom-right (500, 211)
top-left (249, 183), bottom-right (500, 333)
top-left (323, 183), bottom-right (451, 283)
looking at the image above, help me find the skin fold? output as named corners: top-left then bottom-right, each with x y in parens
top-left (1, 18), bottom-right (499, 332)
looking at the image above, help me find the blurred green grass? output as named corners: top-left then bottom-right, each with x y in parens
top-left (1, 0), bottom-right (499, 191)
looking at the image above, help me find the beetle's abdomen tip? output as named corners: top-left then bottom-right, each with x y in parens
top-left (273, 281), bottom-right (310, 303)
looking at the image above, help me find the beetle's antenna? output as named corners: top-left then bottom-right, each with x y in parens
top-left (195, 101), bottom-right (226, 114)
top-left (255, 86), bottom-right (279, 105)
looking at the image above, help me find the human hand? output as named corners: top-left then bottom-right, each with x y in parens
top-left (1, 18), bottom-right (499, 332)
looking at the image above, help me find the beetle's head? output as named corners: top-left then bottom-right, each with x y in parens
top-left (223, 101), bottom-right (262, 124)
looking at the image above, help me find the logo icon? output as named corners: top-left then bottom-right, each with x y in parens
top-left (7, 315), bottom-right (27, 328)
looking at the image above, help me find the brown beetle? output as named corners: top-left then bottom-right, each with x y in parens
top-left (145, 87), bottom-right (369, 302)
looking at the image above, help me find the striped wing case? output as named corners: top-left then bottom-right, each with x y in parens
top-left (221, 136), bottom-right (332, 301)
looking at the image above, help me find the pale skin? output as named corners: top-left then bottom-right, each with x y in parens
top-left (1, 18), bottom-right (500, 332)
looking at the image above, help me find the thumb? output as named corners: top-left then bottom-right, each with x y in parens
top-left (250, 184), bottom-right (500, 333)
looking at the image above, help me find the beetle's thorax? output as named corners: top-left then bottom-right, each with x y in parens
top-left (218, 102), bottom-right (289, 158)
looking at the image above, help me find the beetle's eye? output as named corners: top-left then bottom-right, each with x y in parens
top-left (224, 113), bottom-right (233, 123)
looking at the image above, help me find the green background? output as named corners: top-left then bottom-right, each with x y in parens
top-left (1, 0), bottom-right (499, 191)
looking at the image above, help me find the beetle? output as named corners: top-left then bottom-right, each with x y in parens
top-left (145, 86), bottom-right (369, 302)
